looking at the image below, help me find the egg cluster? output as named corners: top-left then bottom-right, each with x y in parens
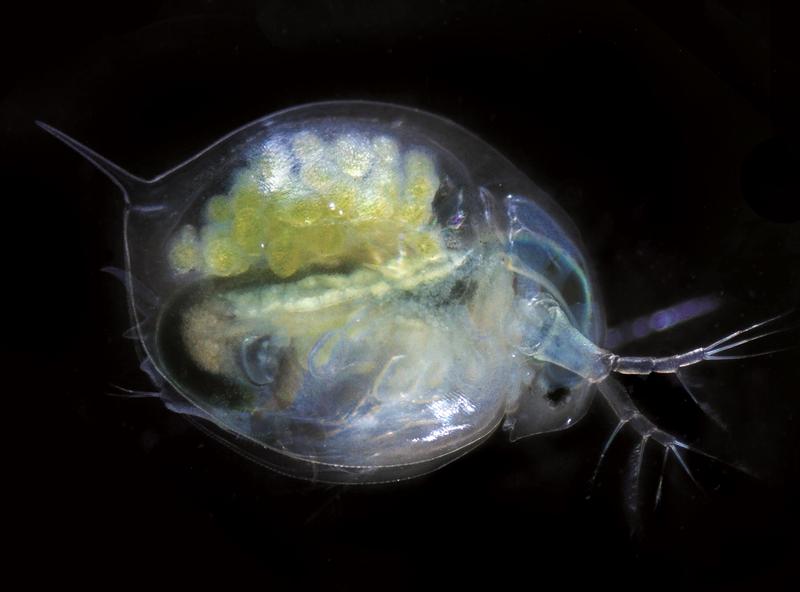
top-left (169, 131), bottom-right (443, 278)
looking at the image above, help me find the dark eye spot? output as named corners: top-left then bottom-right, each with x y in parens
top-left (545, 387), bottom-right (570, 407)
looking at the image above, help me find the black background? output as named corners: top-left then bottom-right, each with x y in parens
top-left (3, 1), bottom-right (800, 589)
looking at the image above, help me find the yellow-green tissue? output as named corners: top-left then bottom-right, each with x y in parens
top-left (169, 131), bottom-right (443, 279)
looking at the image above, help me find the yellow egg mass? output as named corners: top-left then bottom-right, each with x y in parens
top-left (169, 131), bottom-right (443, 279)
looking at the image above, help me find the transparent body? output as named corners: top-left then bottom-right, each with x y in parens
top-left (39, 101), bottom-right (787, 488)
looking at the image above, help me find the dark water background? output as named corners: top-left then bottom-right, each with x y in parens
top-left (3, 1), bottom-right (799, 589)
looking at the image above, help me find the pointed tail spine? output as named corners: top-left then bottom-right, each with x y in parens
top-left (36, 121), bottom-right (148, 202)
